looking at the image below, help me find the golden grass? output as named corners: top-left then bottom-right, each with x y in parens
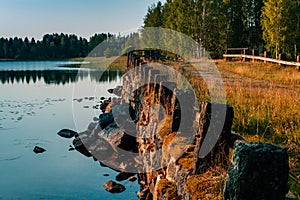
top-left (186, 168), bottom-right (226, 200)
top-left (216, 61), bottom-right (300, 85)
top-left (172, 60), bottom-right (300, 197)
top-left (215, 61), bottom-right (300, 197)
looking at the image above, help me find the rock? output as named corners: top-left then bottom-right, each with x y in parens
top-left (116, 172), bottom-right (135, 182)
top-left (103, 180), bottom-right (126, 193)
top-left (100, 97), bottom-right (105, 100)
top-left (103, 174), bottom-right (110, 177)
top-left (100, 99), bottom-right (111, 112)
top-left (33, 146), bottom-right (46, 154)
top-left (68, 147), bottom-right (75, 151)
top-left (57, 129), bottom-right (78, 139)
top-left (128, 176), bottom-right (137, 182)
top-left (107, 89), bottom-right (114, 94)
top-left (224, 141), bottom-right (289, 200)
top-left (72, 135), bottom-right (92, 157)
top-left (99, 112), bottom-right (114, 129)
top-left (113, 86), bottom-right (123, 96)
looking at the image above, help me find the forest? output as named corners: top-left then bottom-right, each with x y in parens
top-left (1, 0), bottom-right (300, 60)
top-left (0, 32), bottom-right (139, 60)
top-left (144, 0), bottom-right (300, 59)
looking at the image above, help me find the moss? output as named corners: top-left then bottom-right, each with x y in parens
top-left (156, 179), bottom-right (178, 200)
top-left (177, 156), bottom-right (194, 171)
top-left (186, 169), bottom-right (226, 200)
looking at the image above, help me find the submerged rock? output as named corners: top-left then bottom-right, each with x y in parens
top-left (103, 180), bottom-right (126, 193)
top-left (57, 129), bottom-right (78, 139)
top-left (33, 146), bottom-right (46, 154)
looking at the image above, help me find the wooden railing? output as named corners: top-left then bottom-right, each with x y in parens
top-left (223, 52), bottom-right (300, 70)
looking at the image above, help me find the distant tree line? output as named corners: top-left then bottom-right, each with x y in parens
top-left (0, 32), bottom-right (140, 60)
top-left (144, 0), bottom-right (300, 59)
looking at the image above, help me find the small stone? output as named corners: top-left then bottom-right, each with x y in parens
top-left (33, 146), bottom-right (46, 154)
top-left (103, 180), bottom-right (126, 193)
top-left (68, 147), bottom-right (75, 151)
top-left (103, 174), bottom-right (110, 177)
top-left (57, 129), bottom-right (78, 139)
top-left (108, 89), bottom-right (114, 94)
top-left (100, 97), bottom-right (105, 100)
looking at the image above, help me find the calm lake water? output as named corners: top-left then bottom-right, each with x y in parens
top-left (0, 61), bottom-right (138, 199)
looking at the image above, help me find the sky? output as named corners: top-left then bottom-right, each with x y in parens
top-left (0, 0), bottom-right (165, 40)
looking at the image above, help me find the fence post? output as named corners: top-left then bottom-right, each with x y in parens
top-left (242, 49), bottom-right (246, 62)
top-left (252, 49), bottom-right (255, 63)
top-left (264, 51), bottom-right (267, 63)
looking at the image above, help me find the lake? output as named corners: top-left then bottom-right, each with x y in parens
top-left (0, 61), bottom-right (138, 199)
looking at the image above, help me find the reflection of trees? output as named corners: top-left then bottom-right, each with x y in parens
top-left (0, 70), bottom-right (122, 85)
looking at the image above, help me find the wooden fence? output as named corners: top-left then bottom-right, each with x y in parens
top-left (223, 48), bottom-right (300, 70)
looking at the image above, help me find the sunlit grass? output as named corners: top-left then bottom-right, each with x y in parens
top-left (216, 61), bottom-right (300, 85)
top-left (215, 61), bottom-right (300, 197)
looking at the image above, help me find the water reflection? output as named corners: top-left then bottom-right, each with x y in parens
top-left (0, 69), bottom-right (123, 85)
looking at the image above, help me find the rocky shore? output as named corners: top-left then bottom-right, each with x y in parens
top-left (57, 61), bottom-right (292, 199)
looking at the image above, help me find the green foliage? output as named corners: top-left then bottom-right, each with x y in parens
top-left (143, 0), bottom-right (300, 59)
top-left (0, 32), bottom-right (141, 60)
top-left (261, 0), bottom-right (298, 59)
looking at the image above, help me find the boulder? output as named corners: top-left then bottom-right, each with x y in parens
top-left (223, 141), bottom-right (289, 200)
top-left (33, 146), bottom-right (46, 154)
top-left (57, 129), bottom-right (78, 139)
top-left (103, 180), bottom-right (126, 193)
top-left (99, 112), bottom-right (114, 129)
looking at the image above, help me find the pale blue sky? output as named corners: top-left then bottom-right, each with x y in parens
top-left (0, 0), bottom-right (164, 40)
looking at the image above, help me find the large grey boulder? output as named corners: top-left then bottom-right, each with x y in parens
top-left (223, 141), bottom-right (289, 200)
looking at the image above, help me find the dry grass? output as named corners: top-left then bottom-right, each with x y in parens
top-left (217, 61), bottom-right (300, 85)
top-left (215, 61), bottom-right (300, 197)
top-left (171, 60), bottom-right (300, 197)
top-left (186, 168), bottom-right (226, 200)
